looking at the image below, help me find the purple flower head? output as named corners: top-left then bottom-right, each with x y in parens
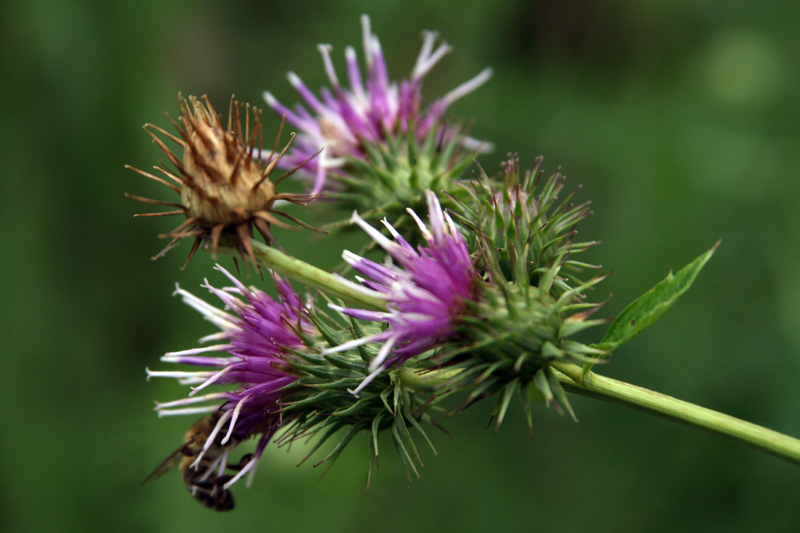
top-left (147, 265), bottom-right (315, 487)
top-left (325, 190), bottom-right (477, 394)
top-left (263, 14), bottom-right (492, 195)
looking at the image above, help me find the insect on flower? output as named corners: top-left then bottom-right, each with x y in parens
top-left (145, 266), bottom-right (313, 506)
top-left (126, 94), bottom-right (322, 269)
top-left (144, 410), bottom-right (252, 511)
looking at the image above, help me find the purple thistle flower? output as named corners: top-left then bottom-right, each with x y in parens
top-left (263, 14), bottom-right (492, 195)
top-left (147, 265), bottom-right (315, 487)
top-left (325, 190), bottom-right (477, 394)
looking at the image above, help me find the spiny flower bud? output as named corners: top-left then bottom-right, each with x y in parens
top-left (126, 94), bottom-right (320, 269)
top-left (451, 154), bottom-right (600, 295)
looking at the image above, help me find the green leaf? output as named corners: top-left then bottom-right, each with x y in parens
top-left (595, 240), bottom-right (720, 354)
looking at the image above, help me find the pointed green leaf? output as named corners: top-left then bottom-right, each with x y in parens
top-left (596, 240), bottom-right (719, 353)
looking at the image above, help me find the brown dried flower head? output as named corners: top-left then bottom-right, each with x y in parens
top-left (126, 94), bottom-right (319, 269)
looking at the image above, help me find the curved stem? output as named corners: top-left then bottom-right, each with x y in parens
top-left (552, 361), bottom-right (800, 465)
top-left (220, 240), bottom-right (387, 310)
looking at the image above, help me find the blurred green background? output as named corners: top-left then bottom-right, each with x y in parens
top-left (2, 0), bottom-right (799, 531)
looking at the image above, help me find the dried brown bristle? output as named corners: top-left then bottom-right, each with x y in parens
top-left (126, 94), bottom-right (322, 270)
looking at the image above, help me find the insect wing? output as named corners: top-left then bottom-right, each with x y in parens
top-left (142, 446), bottom-right (185, 484)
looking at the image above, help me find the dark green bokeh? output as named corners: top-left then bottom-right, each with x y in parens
top-left (2, 0), bottom-right (799, 531)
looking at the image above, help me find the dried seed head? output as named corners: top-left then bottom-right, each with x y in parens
top-left (126, 94), bottom-right (320, 269)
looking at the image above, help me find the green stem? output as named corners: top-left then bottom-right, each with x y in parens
top-left (552, 361), bottom-right (800, 465)
top-left (233, 238), bottom-right (800, 466)
top-left (221, 240), bottom-right (386, 310)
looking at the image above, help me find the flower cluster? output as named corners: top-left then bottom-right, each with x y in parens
top-left (324, 177), bottom-right (605, 427)
top-left (132, 15), bottom-right (640, 512)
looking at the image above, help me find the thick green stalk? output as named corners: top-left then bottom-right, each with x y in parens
top-left (552, 361), bottom-right (800, 465)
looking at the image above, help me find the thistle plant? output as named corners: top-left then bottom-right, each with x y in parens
top-left (130, 15), bottom-right (800, 512)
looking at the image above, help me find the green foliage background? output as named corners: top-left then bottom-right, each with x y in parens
top-left (2, 0), bottom-right (799, 531)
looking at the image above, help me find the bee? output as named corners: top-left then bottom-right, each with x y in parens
top-left (144, 410), bottom-right (252, 511)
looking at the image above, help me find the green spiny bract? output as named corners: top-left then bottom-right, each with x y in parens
top-left (449, 154), bottom-right (600, 297)
top-left (324, 122), bottom-right (478, 234)
top-left (448, 271), bottom-right (607, 430)
top-left (436, 155), bottom-right (608, 430)
top-left (276, 309), bottom-right (441, 487)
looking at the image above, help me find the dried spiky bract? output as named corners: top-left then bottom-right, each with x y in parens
top-left (127, 94), bottom-right (318, 269)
